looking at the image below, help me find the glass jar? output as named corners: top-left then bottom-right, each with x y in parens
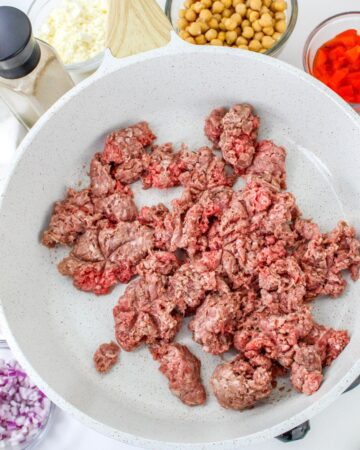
top-left (0, 340), bottom-right (55, 450)
top-left (0, 6), bottom-right (74, 129)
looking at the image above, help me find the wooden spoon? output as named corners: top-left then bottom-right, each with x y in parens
top-left (107, 0), bottom-right (173, 59)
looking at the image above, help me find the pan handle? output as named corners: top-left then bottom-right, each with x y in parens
top-left (106, 0), bottom-right (173, 59)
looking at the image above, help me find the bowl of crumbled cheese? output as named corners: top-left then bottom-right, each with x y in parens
top-left (28, 0), bottom-right (108, 76)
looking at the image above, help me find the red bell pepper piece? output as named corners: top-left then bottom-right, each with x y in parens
top-left (330, 68), bottom-right (349, 88)
top-left (345, 46), bottom-right (360, 64)
top-left (314, 47), bottom-right (328, 66)
top-left (329, 45), bottom-right (346, 61)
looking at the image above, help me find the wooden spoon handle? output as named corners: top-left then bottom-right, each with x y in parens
top-left (107, 0), bottom-right (172, 59)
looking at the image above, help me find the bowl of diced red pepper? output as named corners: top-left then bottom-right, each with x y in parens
top-left (303, 12), bottom-right (360, 113)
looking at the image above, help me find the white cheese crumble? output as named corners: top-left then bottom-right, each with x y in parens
top-left (37, 0), bottom-right (108, 65)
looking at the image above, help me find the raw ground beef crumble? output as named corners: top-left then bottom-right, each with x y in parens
top-left (43, 104), bottom-right (360, 409)
top-left (94, 341), bottom-right (120, 374)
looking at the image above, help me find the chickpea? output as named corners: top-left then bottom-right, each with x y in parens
top-left (213, 13), bottom-right (222, 21)
top-left (177, 18), bottom-right (189, 30)
top-left (188, 22), bottom-right (202, 36)
top-left (254, 31), bottom-right (264, 40)
top-left (271, 1), bottom-right (287, 11)
top-left (223, 8), bottom-right (233, 18)
top-left (225, 17), bottom-right (238, 30)
top-left (201, 0), bottom-right (212, 6)
top-left (241, 19), bottom-right (251, 28)
top-left (184, 0), bottom-right (195, 7)
top-left (242, 25), bottom-right (254, 39)
top-left (179, 30), bottom-right (190, 39)
top-left (275, 19), bottom-right (286, 33)
top-left (273, 31), bottom-right (282, 40)
top-left (249, 10), bottom-right (259, 22)
top-left (199, 8), bottom-right (212, 21)
top-left (259, 13), bottom-right (273, 27)
top-left (208, 17), bottom-right (219, 29)
top-left (260, 48), bottom-right (267, 53)
top-left (201, 21), bottom-right (210, 32)
top-left (263, 0), bottom-right (271, 6)
top-left (185, 9), bottom-right (197, 21)
top-left (260, 5), bottom-right (270, 14)
top-left (235, 3), bottom-right (247, 16)
top-left (262, 35), bottom-right (275, 48)
top-left (219, 22), bottom-right (226, 30)
top-left (236, 36), bottom-right (248, 45)
top-left (221, 0), bottom-right (233, 7)
top-left (186, 36), bottom-right (196, 44)
top-left (231, 13), bottom-right (242, 24)
top-left (263, 26), bottom-right (274, 35)
top-left (233, 0), bottom-right (244, 5)
top-left (210, 38), bottom-right (223, 45)
top-left (212, 1), bottom-right (225, 13)
top-left (205, 28), bottom-right (218, 40)
top-left (179, 9), bottom-right (186, 18)
top-left (249, 38), bottom-right (262, 51)
top-left (195, 34), bottom-right (207, 44)
top-left (238, 44), bottom-right (249, 50)
top-left (235, 26), bottom-right (242, 34)
top-left (192, 1), bottom-right (205, 12)
top-left (275, 11), bottom-right (286, 19)
top-left (226, 30), bottom-right (238, 44)
top-left (218, 31), bottom-right (226, 41)
top-left (252, 20), bottom-right (262, 32)
top-left (249, 0), bottom-right (261, 11)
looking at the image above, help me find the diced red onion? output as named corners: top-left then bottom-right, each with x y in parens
top-left (0, 358), bottom-right (51, 445)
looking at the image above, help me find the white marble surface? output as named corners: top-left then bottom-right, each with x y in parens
top-left (1, 0), bottom-right (360, 449)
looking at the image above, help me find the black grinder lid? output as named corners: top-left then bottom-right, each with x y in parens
top-left (0, 6), bottom-right (40, 79)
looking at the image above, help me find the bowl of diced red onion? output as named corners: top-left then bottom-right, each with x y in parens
top-left (0, 340), bottom-right (54, 449)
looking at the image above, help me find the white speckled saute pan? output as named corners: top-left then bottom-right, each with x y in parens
top-left (1, 1), bottom-right (360, 449)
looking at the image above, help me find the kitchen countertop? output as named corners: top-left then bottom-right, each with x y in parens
top-left (0, 1), bottom-right (360, 449)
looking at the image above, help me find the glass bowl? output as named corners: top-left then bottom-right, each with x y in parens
top-left (165, 0), bottom-right (298, 57)
top-left (303, 12), bottom-right (360, 113)
top-left (27, 0), bottom-right (105, 77)
top-left (0, 340), bottom-right (55, 450)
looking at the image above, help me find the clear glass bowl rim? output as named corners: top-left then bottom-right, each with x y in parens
top-left (27, 0), bottom-right (105, 73)
top-left (0, 339), bottom-right (56, 450)
top-left (303, 11), bottom-right (360, 109)
top-left (164, 0), bottom-right (298, 56)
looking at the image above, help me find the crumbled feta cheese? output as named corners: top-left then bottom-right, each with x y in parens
top-left (37, 0), bottom-right (108, 65)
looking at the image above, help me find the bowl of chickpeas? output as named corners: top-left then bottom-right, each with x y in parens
top-left (165, 0), bottom-right (298, 55)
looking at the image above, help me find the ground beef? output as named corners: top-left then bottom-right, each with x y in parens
top-left (90, 153), bottom-right (115, 198)
top-left (189, 289), bottom-right (243, 354)
top-left (303, 322), bottom-right (350, 367)
top-left (217, 104), bottom-right (260, 174)
top-left (295, 221), bottom-right (360, 300)
top-left (204, 107), bottom-right (227, 145)
top-left (58, 221), bottom-right (154, 294)
top-left (150, 343), bottom-right (206, 406)
top-left (43, 104), bottom-right (360, 410)
top-left (101, 122), bottom-right (156, 165)
top-left (290, 345), bottom-right (323, 395)
top-left (211, 355), bottom-right (273, 410)
top-left (94, 341), bottom-right (120, 373)
top-left (246, 140), bottom-right (287, 189)
top-left (169, 255), bottom-right (218, 314)
top-left (42, 188), bottom-right (100, 248)
top-left (258, 257), bottom-right (307, 314)
top-left (113, 252), bottom-right (181, 351)
top-left (93, 192), bottom-right (137, 223)
top-left (142, 143), bottom-right (181, 189)
top-left (178, 146), bottom-right (235, 194)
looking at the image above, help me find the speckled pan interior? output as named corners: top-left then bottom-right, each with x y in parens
top-left (1, 39), bottom-right (360, 449)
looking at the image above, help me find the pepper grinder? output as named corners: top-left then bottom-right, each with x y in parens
top-left (0, 6), bottom-right (74, 129)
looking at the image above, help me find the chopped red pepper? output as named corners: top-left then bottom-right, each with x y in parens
top-left (313, 29), bottom-right (360, 105)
